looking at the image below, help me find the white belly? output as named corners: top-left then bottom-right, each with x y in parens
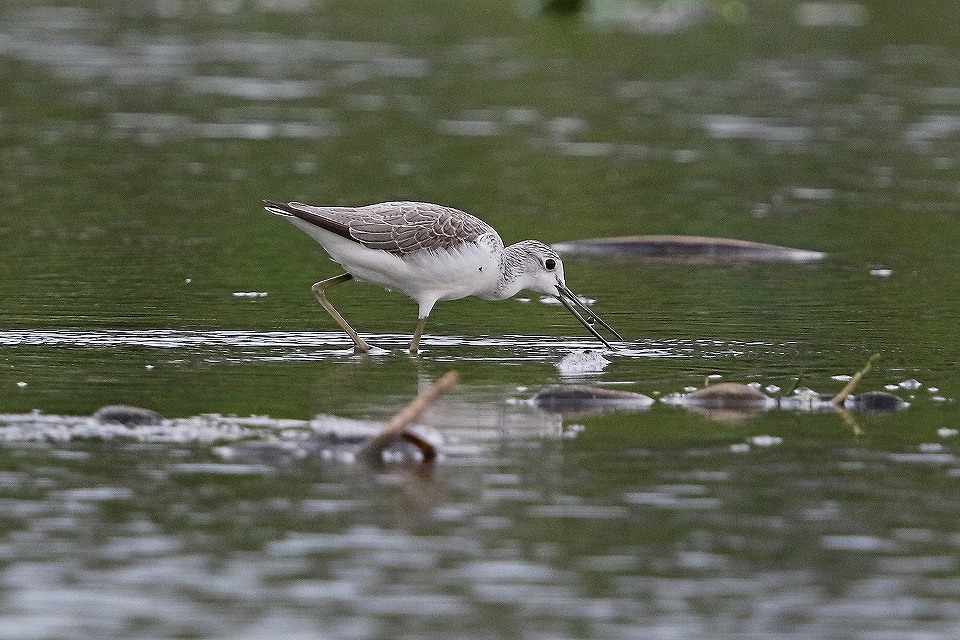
top-left (289, 218), bottom-right (501, 304)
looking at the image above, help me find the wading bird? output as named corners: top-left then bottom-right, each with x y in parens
top-left (263, 200), bottom-right (621, 355)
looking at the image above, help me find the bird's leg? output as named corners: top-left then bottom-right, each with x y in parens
top-left (311, 273), bottom-right (372, 353)
top-left (409, 316), bottom-right (429, 355)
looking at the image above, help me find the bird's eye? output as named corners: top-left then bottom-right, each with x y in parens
top-left (544, 258), bottom-right (556, 271)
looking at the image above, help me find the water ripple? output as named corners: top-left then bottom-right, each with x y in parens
top-left (0, 329), bottom-right (794, 362)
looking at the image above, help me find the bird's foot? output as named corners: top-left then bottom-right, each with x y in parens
top-left (353, 342), bottom-right (372, 355)
top-left (351, 343), bottom-right (389, 356)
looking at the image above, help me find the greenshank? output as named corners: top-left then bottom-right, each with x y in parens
top-left (263, 200), bottom-right (621, 355)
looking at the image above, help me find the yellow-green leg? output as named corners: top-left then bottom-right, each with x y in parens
top-left (311, 274), bottom-right (372, 353)
top-left (409, 317), bottom-right (429, 355)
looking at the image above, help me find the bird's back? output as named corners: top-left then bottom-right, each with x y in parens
top-left (264, 200), bottom-right (498, 257)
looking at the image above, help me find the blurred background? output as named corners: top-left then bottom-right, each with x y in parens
top-left (1, 1), bottom-right (960, 638)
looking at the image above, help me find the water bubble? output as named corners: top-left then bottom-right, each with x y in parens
top-left (556, 351), bottom-right (610, 375)
top-left (750, 435), bottom-right (783, 447)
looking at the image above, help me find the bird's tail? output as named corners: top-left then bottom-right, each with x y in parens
top-left (262, 199), bottom-right (299, 217)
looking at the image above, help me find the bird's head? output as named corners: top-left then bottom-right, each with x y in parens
top-left (512, 240), bottom-right (622, 349)
top-left (514, 240), bottom-right (567, 296)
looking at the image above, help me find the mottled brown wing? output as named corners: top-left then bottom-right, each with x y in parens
top-left (345, 202), bottom-right (494, 255)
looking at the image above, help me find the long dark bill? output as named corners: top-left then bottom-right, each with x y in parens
top-left (555, 284), bottom-right (623, 349)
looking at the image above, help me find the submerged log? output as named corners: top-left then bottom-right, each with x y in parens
top-left (553, 235), bottom-right (826, 264)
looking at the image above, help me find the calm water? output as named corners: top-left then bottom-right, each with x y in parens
top-left (2, 1), bottom-right (960, 638)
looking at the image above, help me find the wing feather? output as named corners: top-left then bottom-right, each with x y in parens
top-left (347, 202), bottom-right (493, 255)
top-left (264, 200), bottom-right (498, 256)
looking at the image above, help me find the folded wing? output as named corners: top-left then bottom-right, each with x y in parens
top-left (263, 200), bottom-right (495, 256)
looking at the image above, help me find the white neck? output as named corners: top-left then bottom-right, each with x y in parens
top-left (489, 242), bottom-right (535, 300)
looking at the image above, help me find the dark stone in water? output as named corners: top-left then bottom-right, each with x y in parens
top-left (848, 391), bottom-right (909, 413)
top-left (92, 405), bottom-right (164, 426)
top-left (683, 383), bottom-right (770, 409)
top-left (553, 235), bottom-right (826, 264)
top-left (532, 385), bottom-right (653, 413)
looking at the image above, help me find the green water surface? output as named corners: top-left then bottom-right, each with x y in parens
top-left (1, 1), bottom-right (959, 638)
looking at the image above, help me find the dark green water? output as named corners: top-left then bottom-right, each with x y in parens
top-left (1, 1), bottom-right (960, 638)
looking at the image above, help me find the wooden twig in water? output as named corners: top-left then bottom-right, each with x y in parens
top-left (357, 370), bottom-right (459, 463)
top-left (832, 354), bottom-right (880, 405)
top-left (837, 407), bottom-right (863, 437)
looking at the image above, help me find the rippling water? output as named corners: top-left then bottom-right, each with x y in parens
top-left (3, 407), bottom-right (960, 639)
top-left (0, 328), bottom-right (797, 362)
top-left (2, 0), bottom-right (960, 638)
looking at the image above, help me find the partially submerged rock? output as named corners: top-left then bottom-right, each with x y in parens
top-left (680, 383), bottom-right (773, 410)
top-left (664, 383), bottom-right (910, 420)
top-left (844, 391), bottom-right (909, 413)
top-left (662, 382), bottom-right (775, 421)
top-left (92, 405), bottom-right (164, 426)
top-left (553, 235), bottom-right (826, 264)
top-left (532, 385), bottom-right (654, 413)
